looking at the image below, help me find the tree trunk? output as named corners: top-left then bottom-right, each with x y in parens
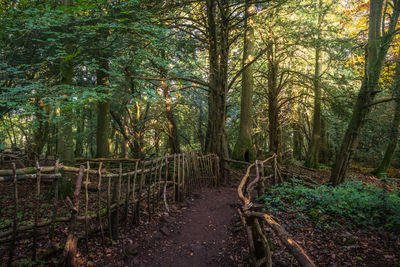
top-left (267, 44), bottom-right (281, 157)
top-left (373, 99), bottom-right (400, 177)
top-left (232, 0), bottom-right (255, 162)
top-left (31, 99), bottom-right (49, 160)
top-left (293, 121), bottom-right (303, 161)
top-left (330, 0), bottom-right (399, 185)
top-left (58, 26), bottom-right (74, 165)
top-left (305, 46), bottom-right (322, 168)
top-left (96, 58), bottom-right (110, 158)
top-left (162, 81), bottom-right (181, 154)
top-left (74, 108), bottom-right (85, 157)
top-left (205, 0), bottom-right (229, 159)
top-left (373, 61), bottom-right (400, 177)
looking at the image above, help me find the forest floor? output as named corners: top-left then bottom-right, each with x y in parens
top-left (90, 184), bottom-right (249, 267)
top-left (83, 167), bottom-right (399, 267)
top-left (1, 164), bottom-right (399, 266)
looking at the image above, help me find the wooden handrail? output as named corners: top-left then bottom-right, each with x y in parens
top-left (237, 154), bottom-right (316, 267)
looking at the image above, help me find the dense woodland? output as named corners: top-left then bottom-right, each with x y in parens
top-left (1, 0), bottom-right (400, 181)
top-left (1, 0), bottom-right (400, 266)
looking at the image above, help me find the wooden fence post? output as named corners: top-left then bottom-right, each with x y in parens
top-left (61, 165), bottom-right (84, 267)
top-left (32, 161), bottom-right (41, 262)
top-left (177, 154), bottom-right (181, 201)
top-left (84, 162), bottom-right (90, 250)
top-left (97, 162), bottom-right (105, 246)
top-left (135, 161), bottom-right (145, 225)
top-left (158, 157), bottom-right (162, 204)
top-left (50, 160), bottom-right (59, 240)
top-left (131, 161), bottom-right (139, 225)
top-left (124, 169), bottom-right (131, 224)
top-left (107, 172), bottom-right (112, 240)
top-left (7, 163), bottom-right (18, 267)
top-left (163, 156), bottom-right (169, 213)
top-left (172, 154), bottom-right (176, 202)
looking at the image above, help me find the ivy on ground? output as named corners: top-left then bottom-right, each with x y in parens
top-left (259, 179), bottom-right (400, 233)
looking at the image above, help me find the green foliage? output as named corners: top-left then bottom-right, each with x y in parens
top-left (260, 179), bottom-right (400, 232)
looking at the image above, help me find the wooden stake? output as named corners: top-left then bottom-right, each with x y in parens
top-left (7, 163), bottom-right (18, 267)
top-left (50, 160), bottom-right (59, 240)
top-left (182, 153), bottom-right (186, 200)
top-left (113, 162), bottom-right (122, 239)
top-left (32, 161), bottom-right (41, 261)
top-left (177, 154), bottom-right (181, 201)
top-left (131, 161), bottom-right (139, 224)
top-left (125, 172), bottom-right (131, 225)
top-left (107, 174), bottom-right (112, 240)
top-left (84, 162), bottom-right (90, 250)
top-left (163, 156), bottom-right (169, 213)
top-left (97, 162), bottom-right (105, 246)
top-left (147, 160), bottom-right (153, 222)
top-left (135, 161), bottom-right (145, 224)
top-left (172, 154), bottom-right (176, 202)
top-left (152, 159), bottom-right (157, 213)
top-left (62, 165), bottom-right (84, 267)
top-left (158, 157), bottom-right (162, 204)
top-left (273, 156), bottom-right (278, 184)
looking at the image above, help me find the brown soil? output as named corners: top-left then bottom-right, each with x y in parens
top-left (133, 186), bottom-right (245, 267)
top-left (91, 185), bottom-right (249, 267)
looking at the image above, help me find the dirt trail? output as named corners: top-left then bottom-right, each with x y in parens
top-left (129, 185), bottom-right (245, 267)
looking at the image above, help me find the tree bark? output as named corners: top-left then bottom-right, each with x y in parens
top-left (205, 0), bottom-right (229, 159)
top-left (162, 80), bottom-right (181, 154)
top-left (58, 9), bottom-right (74, 165)
top-left (31, 99), bottom-right (49, 160)
top-left (305, 45), bottom-right (322, 168)
top-left (74, 108), bottom-right (85, 157)
top-left (267, 44), bottom-right (281, 157)
top-left (232, 0), bottom-right (256, 162)
top-left (293, 121), bottom-right (303, 161)
top-left (373, 60), bottom-right (400, 177)
top-left (96, 58), bottom-right (111, 158)
top-left (330, 0), bottom-right (400, 185)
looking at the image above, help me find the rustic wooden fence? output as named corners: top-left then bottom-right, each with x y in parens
top-left (236, 154), bottom-right (316, 267)
top-left (0, 151), bottom-right (220, 266)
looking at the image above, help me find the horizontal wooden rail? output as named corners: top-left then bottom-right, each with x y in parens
top-left (223, 158), bottom-right (251, 165)
top-left (1, 151), bottom-right (221, 266)
top-left (237, 154), bottom-right (316, 267)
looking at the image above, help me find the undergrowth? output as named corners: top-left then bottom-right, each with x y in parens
top-left (260, 179), bottom-right (400, 233)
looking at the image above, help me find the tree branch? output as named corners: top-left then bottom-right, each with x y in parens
top-left (227, 47), bottom-right (269, 91)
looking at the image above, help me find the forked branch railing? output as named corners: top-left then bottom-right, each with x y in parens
top-left (237, 154), bottom-right (316, 267)
top-left (0, 151), bottom-right (220, 266)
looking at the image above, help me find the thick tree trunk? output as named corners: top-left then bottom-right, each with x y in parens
top-left (162, 81), bottom-right (181, 154)
top-left (319, 117), bottom-right (330, 164)
top-left (373, 61), bottom-right (400, 177)
top-left (267, 45), bottom-right (281, 157)
top-left (373, 99), bottom-right (400, 177)
top-left (32, 100), bottom-right (49, 159)
top-left (330, 0), bottom-right (399, 185)
top-left (96, 58), bottom-right (110, 158)
top-left (205, 0), bottom-right (229, 159)
top-left (305, 46), bottom-right (322, 168)
top-left (74, 108), bottom-right (85, 157)
top-left (58, 33), bottom-right (74, 165)
top-left (232, 0), bottom-right (255, 162)
top-left (268, 97), bottom-right (281, 156)
top-left (198, 107), bottom-right (205, 153)
top-left (293, 122), bottom-right (303, 160)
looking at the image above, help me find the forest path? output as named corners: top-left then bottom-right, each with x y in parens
top-left (128, 185), bottom-right (243, 267)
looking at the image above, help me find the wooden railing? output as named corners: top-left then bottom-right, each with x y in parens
top-left (0, 151), bottom-right (220, 266)
top-left (236, 154), bottom-right (316, 267)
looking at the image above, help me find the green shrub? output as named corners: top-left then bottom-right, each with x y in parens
top-left (260, 179), bottom-right (400, 232)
